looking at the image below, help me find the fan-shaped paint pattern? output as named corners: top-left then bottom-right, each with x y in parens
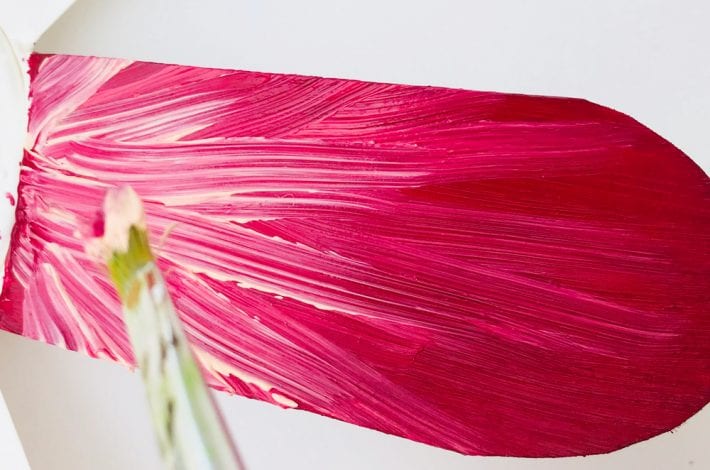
top-left (1, 53), bottom-right (709, 457)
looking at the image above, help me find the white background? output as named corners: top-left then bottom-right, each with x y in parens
top-left (0, 1), bottom-right (708, 469)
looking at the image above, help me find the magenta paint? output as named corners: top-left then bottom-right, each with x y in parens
top-left (1, 53), bottom-right (708, 457)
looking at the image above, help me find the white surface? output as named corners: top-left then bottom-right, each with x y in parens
top-left (0, 0), bottom-right (708, 469)
top-left (0, 0), bottom-right (74, 55)
top-left (0, 22), bottom-right (26, 291)
top-left (0, 389), bottom-right (30, 470)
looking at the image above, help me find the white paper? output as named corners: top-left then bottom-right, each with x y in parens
top-left (0, 27), bottom-right (26, 290)
top-left (0, 389), bottom-right (31, 470)
top-left (0, 0), bottom-right (76, 58)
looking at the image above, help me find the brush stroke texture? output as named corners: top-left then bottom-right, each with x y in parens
top-left (1, 53), bottom-right (709, 457)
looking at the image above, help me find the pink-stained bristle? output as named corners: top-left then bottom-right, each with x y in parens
top-left (101, 185), bottom-right (145, 253)
top-left (1, 53), bottom-right (709, 458)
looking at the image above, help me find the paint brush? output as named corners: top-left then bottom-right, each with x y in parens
top-left (97, 186), bottom-right (245, 470)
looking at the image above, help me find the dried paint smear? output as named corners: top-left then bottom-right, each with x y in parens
top-left (1, 54), bottom-right (709, 457)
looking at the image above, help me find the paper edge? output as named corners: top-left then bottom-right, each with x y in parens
top-left (0, 389), bottom-right (31, 469)
top-left (0, 1), bottom-right (77, 292)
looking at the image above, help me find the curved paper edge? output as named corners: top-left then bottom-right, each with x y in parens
top-left (0, 1), bottom-right (77, 290)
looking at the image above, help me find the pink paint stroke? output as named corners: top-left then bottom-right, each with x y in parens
top-left (1, 53), bottom-right (709, 457)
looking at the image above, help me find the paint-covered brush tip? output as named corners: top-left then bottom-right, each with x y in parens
top-left (103, 185), bottom-right (146, 254)
top-left (94, 186), bottom-right (154, 305)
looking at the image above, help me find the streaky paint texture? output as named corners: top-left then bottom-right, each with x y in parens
top-left (1, 53), bottom-right (709, 457)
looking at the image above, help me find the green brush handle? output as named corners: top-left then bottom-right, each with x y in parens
top-left (104, 191), bottom-right (246, 470)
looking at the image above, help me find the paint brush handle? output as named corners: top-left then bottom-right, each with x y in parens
top-left (101, 187), bottom-right (246, 470)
